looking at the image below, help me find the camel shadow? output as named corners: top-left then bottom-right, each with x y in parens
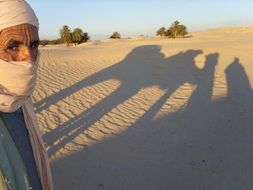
top-left (50, 55), bottom-right (253, 190)
top-left (42, 46), bottom-right (210, 157)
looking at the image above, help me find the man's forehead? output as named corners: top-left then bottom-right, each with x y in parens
top-left (0, 24), bottom-right (39, 45)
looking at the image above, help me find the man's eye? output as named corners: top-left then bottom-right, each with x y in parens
top-left (6, 44), bottom-right (19, 51)
top-left (6, 41), bottom-right (20, 51)
top-left (30, 41), bottom-right (39, 48)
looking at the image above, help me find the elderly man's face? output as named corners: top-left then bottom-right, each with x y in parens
top-left (0, 24), bottom-right (39, 62)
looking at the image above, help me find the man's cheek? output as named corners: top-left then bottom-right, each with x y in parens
top-left (0, 50), bottom-right (13, 62)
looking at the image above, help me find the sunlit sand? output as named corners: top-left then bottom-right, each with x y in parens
top-left (34, 26), bottom-right (253, 190)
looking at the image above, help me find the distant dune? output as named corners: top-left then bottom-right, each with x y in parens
top-left (34, 26), bottom-right (253, 190)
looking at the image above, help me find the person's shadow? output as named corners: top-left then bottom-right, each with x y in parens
top-left (41, 46), bottom-right (208, 157)
top-left (226, 57), bottom-right (252, 101)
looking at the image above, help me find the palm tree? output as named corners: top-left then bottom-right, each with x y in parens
top-left (60, 25), bottom-right (72, 45)
top-left (72, 28), bottom-right (84, 45)
top-left (156, 27), bottom-right (166, 37)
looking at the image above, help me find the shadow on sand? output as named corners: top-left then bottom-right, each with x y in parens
top-left (40, 46), bottom-right (205, 156)
top-left (38, 46), bottom-right (253, 190)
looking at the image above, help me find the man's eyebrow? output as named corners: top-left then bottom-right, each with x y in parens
top-left (6, 39), bottom-right (22, 45)
top-left (6, 39), bottom-right (39, 46)
top-left (31, 39), bottom-right (39, 43)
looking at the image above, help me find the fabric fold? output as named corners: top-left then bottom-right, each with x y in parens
top-left (22, 98), bottom-right (54, 190)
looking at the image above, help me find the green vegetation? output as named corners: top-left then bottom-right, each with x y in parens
top-left (40, 25), bottom-right (90, 47)
top-left (39, 39), bottom-right (63, 46)
top-left (156, 27), bottom-right (166, 37)
top-left (60, 25), bottom-right (73, 45)
top-left (157, 20), bottom-right (188, 38)
top-left (59, 25), bottom-right (90, 46)
top-left (110, 32), bottom-right (121, 39)
top-left (39, 21), bottom-right (188, 47)
top-left (72, 27), bottom-right (89, 45)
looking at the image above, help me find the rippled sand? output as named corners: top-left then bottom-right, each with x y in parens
top-left (34, 26), bottom-right (253, 190)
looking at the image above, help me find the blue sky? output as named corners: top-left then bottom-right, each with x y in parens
top-left (27, 0), bottom-right (253, 40)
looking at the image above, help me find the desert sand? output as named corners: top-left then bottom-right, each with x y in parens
top-left (34, 26), bottom-right (253, 190)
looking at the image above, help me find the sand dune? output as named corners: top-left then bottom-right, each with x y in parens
top-left (34, 26), bottom-right (253, 190)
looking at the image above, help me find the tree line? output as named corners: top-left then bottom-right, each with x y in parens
top-left (40, 20), bottom-right (189, 46)
top-left (60, 25), bottom-right (89, 45)
top-left (109, 20), bottom-right (188, 40)
top-left (40, 25), bottom-right (90, 46)
top-left (156, 20), bottom-right (188, 38)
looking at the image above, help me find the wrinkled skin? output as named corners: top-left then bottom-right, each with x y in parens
top-left (0, 23), bottom-right (39, 62)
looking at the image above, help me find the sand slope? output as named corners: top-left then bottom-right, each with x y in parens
top-left (34, 26), bottom-right (253, 190)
